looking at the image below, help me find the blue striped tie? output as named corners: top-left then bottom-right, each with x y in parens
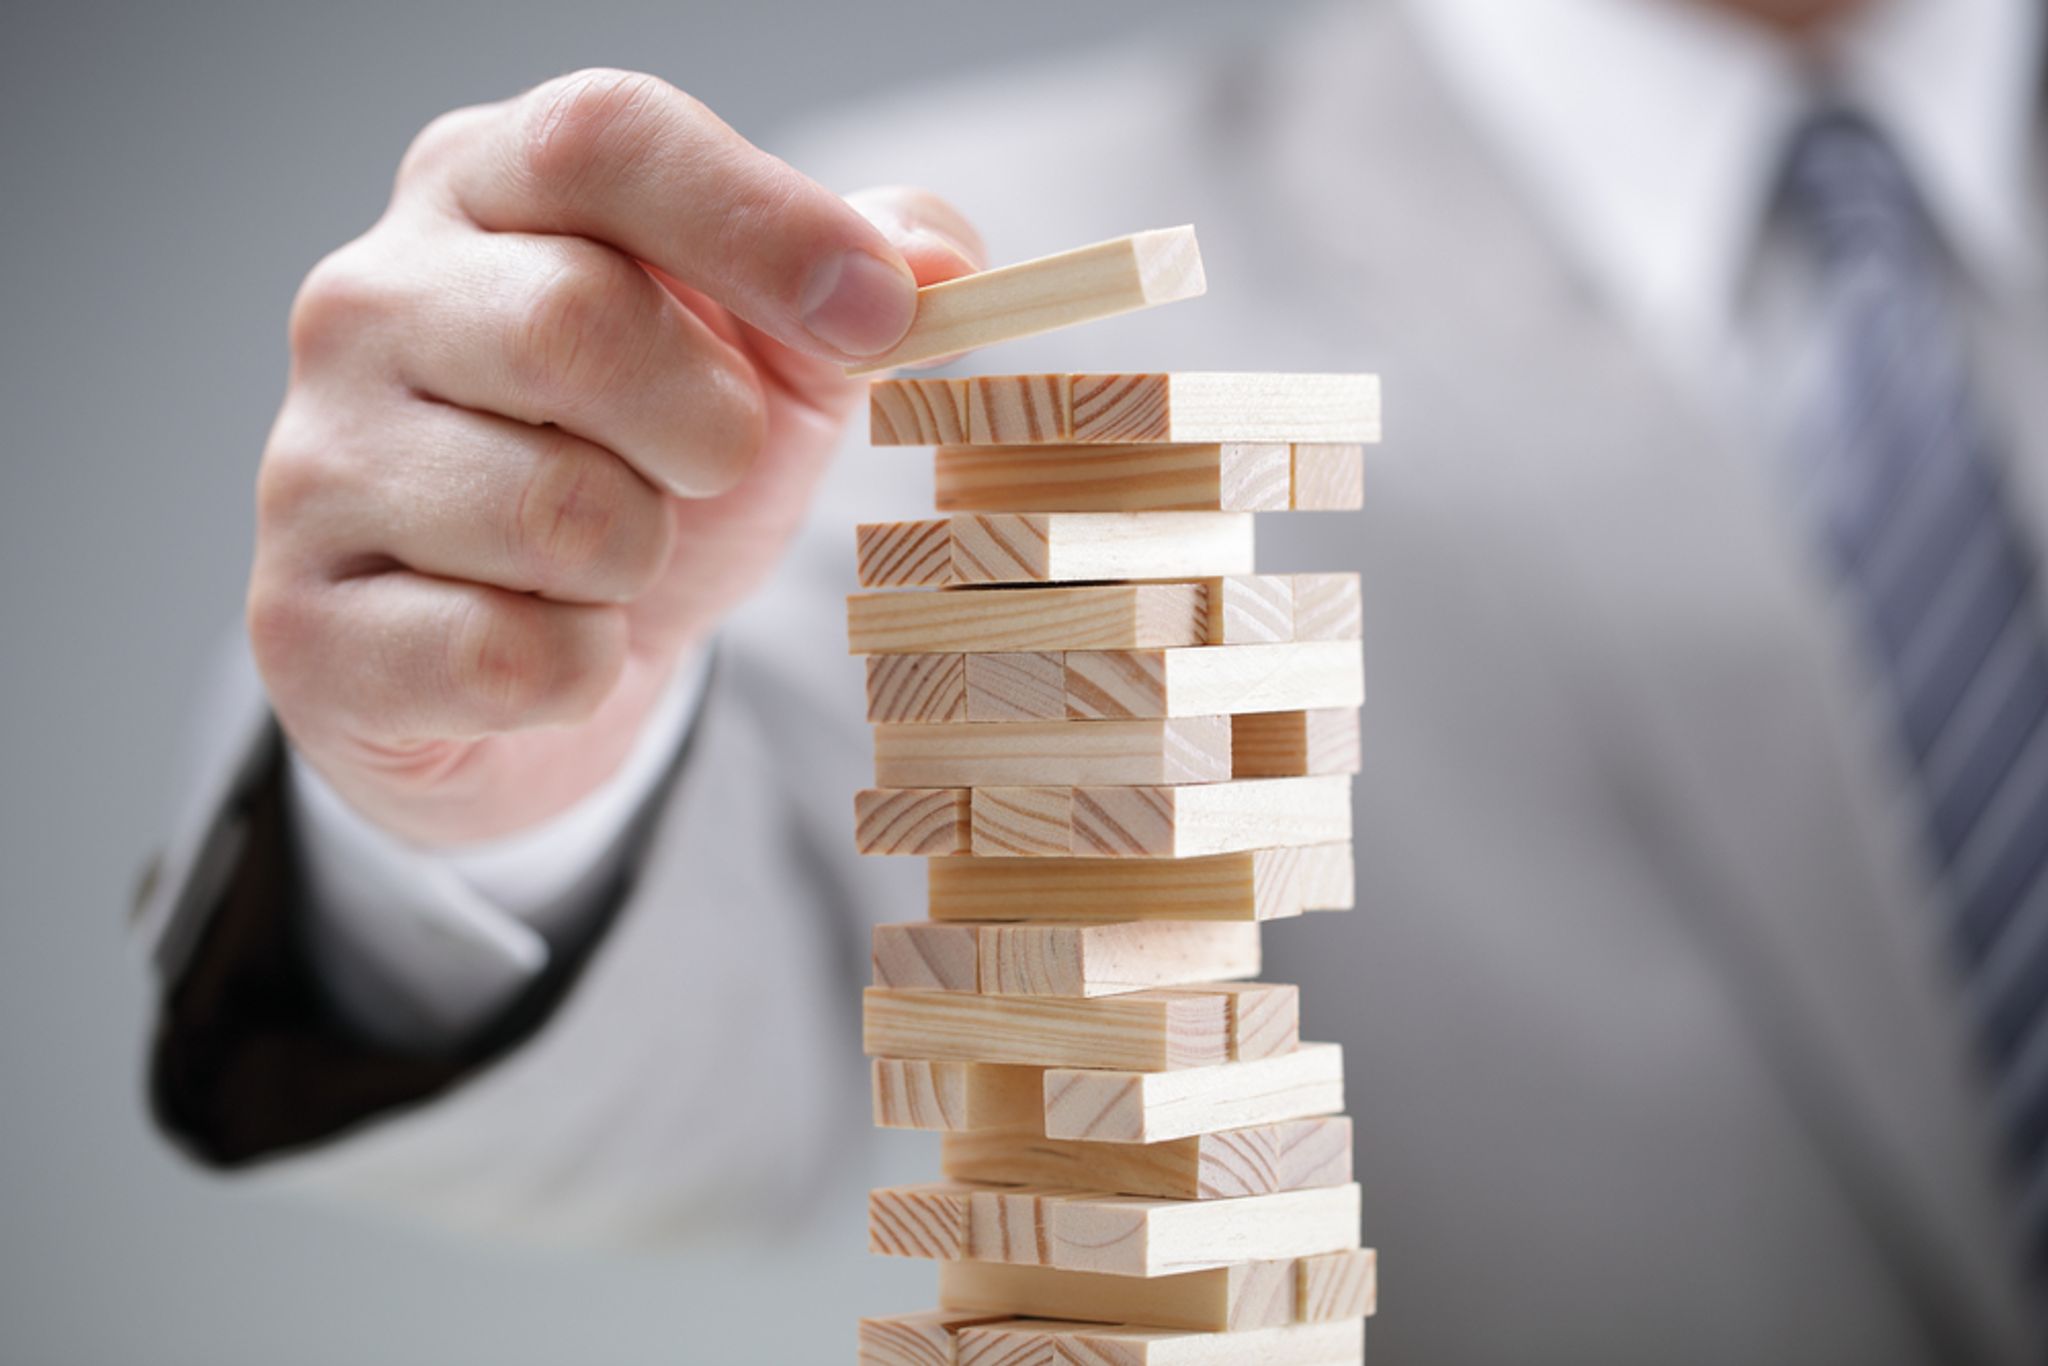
top-left (1783, 110), bottom-right (2048, 1258)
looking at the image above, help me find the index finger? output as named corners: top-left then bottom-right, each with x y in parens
top-left (439, 68), bottom-right (919, 362)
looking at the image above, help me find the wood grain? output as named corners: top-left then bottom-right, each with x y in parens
top-left (856, 1308), bottom-right (1010, 1366)
top-left (874, 715), bottom-right (1232, 788)
top-left (1042, 1042), bottom-right (1346, 1144)
top-left (1297, 1248), bottom-right (1378, 1322)
top-left (873, 921), bottom-right (1260, 998)
top-left (1290, 444), bottom-right (1366, 511)
top-left (934, 442), bottom-right (1293, 513)
top-left (856, 787), bottom-right (971, 855)
top-left (940, 1116), bottom-right (1351, 1200)
top-left (871, 373), bottom-right (1381, 447)
top-left (866, 653), bottom-right (968, 723)
top-left (864, 986), bottom-right (1235, 1070)
top-left (954, 1317), bottom-right (1365, 1365)
top-left (964, 652), bottom-right (1065, 721)
top-left (1290, 574), bottom-right (1363, 642)
top-left (1064, 642), bottom-right (1364, 720)
top-left (1231, 708), bottom-right (1363, 778)
top-left (1205, 574), bottom-right (1294, 644)
top-left (847, 227), bottom-right (1205, 377)
top-left (868, 1181), bottom-right (1362, 1276)
top-left (938, 1252), bottom-right (1373, 1335)
top-left (848, 583), bottom-right (1207, 654)
top-left (927, 845), bottom-right (1351, 923)
top-left (858, 512), bottom-right (1254, 587)
top-left (872, 1058), bottom-right (1045, 1132)
top-left (969, 776), bottom-right (1352, 858)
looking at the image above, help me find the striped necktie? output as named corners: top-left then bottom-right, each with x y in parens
top-left (1782, 109), bottom-right (2048, 1258)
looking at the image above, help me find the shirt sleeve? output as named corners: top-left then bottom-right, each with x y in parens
top-left (286, 651), bottom-right (710, 1053)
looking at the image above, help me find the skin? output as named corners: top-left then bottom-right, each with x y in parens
top-left (250, 68), bottom-right (984, 844)
top-left (258, 3), bottom-right (1874, 847)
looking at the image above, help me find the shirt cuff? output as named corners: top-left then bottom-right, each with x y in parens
top-left (286, 652), bottom-right (709, 1052)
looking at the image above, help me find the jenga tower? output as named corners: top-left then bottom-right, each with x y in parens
top-left (843, 232), bottom-right (1379, 1364)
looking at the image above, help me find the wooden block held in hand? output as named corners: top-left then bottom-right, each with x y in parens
top-left (1043, 1042), bottom-right (1346, 1143)
top-left (856, 788), bottom-right (971, 855)
top-left (872, 1057), bottom-right (1045, 1132)
top-left (941, 1115), bottom-right (1351, 1200)
top-left (866, 653), bottom-right (967, 723)
top-left (847, 226), bottom-right (1206, 376)
top-left (869, 1181), bottom-right (1362, 1276)
top-left (864, 986), bottom-right (1238, 1069)
top-left (848, 583), bottom-right (1207, 654)
top-left (935, 442), bottom-right (1292, 513)
top-left (1291, 444), bottom-right (1366, 510)
top-left (1232, 708), bottom-right (1363, 778)
top-left (928, 845), bottom-right (1350, 922)
top-left (874, 715), bottom-right (1231, 788)
top-left (964, 652), bottom-right (1065, 721)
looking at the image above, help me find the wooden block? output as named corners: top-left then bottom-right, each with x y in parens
top-left (848, 584), bottom-right (1207, 655)
top-left (859, 513), bottom-right (1253, 587)
top-left (965, 652), bottom-right (1065, 721)
top-left (872, 1058), bottom-right (1045, 1132)
top-left (1199, 981), bottom-right (1300, 1059)
top-left (871, 373), bottom-right (1381, 447)
top-left (846, 227), bottom-right (1205, 377)
top-left (1297, 1248), bottom-right (1378, 1321)
top-left (867, 653), bottom-right (967, 723)
top-left (927, 846), bottom-right (1348, 923)
top-left (956, 1316), bottom-right (1365, 1364)
top-left (941, 1116), bottom-right (1351, 1200)
top-left (969, 776), bottom-right (1351, 858)
top-left (1231, 708), bottom-right (1362, 778)
top-left (857, 788), bottom-right (971, 855)
top-left (1064, 642), bottom-right (1364, 720)
top-left (1043, 1042), bottom-right (1345, 1143)
top-left (1205, 575), bottom-right (1294, 644)
top-left (872, 377), bottom-right (970, 444)
top-left (869, 1181), bottom-right (1361, 1276)
top-left (1289, 574), bottom-right (1362, 641)
top-left (1070, 373), bottom-right (1381, 445)
top-left (976, 921), bottom-right (1261, 997)
top-left (934, 442), bottom-right (1292, 514)
top-left (1290, 444), bottom-right (1365, 510)
top-left (874, 716), bottom-right (1232, 788)
top-left (939, 1258), bottom-right (1296, 1333)
top-left (874, 923), bottom-right (983, 992)
top-left (1298, 843), bottom-right (1357, 912)
top-left (864, 986), bottom-right (1239, 1069)
top-left (858, 1309), bottom-right (1010, 1366)
top-left (968, 373), bottom-right (1069, 444)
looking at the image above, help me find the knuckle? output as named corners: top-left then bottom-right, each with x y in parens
top-left (691, 363), bottom-right (769, 495)
top-left (397, 104), bottom-right (488, 186)
top-left (255, 410), bottom-right (347, 532)
top-left (448, 596), bottom-right (555, 728)
top-left (518, 68), bottom-right (676, 204)
top-left (510, 245), bottom-right (647, 412)
top-left (244, 577), bottom-right (316, 686)
top-left (288, 244), bottom-right (396, 364)
top-left (513, 437), bottom-right (668, 597)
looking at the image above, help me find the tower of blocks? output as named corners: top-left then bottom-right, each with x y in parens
top-left (843, 228), bottom-right (1380, 1364)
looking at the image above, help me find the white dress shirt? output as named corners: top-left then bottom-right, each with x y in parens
top-left (290, 0), bottom-right (2040, 1053)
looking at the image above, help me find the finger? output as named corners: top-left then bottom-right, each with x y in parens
top-left (390, 230), bottom-right (766, 497)
top-left (263, 396), bottom-right (672, 605)
top-left (440, 69), bottom-right (919, 361)
top-left (249, 567), bottom-right (628, 743)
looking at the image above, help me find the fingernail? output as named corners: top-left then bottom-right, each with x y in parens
top-left (799, 249), bottom-right (916, 358)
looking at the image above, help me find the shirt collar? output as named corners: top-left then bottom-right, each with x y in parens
top-left (1400, 0), bottom-right (2042, 377)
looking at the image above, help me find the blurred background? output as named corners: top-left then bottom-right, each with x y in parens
top-left (0, 3), bottom-right (1268, 1361)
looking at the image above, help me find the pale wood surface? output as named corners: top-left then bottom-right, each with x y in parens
top-left (855, 787), bottom-right (971, 855)
top-left (926, 845), bottom-right (1352, 923)
top-left (872, 1057), bottom-right (1045, 1132)
top-left (1042, 1043), bottom-right (1346, 1143)
top-left (872, 920), bottom-right (1260, 998)
top-left (1231, 708), bottom-right (1363, 778)
top-left (939, 1259), bottom-right (1295, 1333)
top-left (969, 776), bottom-right (1353, 858)
top-left (934, 442), bottom-right (1293, 513)
top-left (857, 512), bottom-right (1254, 587)
top-left (864, 986), bottom-right (1236, 1070)
top-left (848, 583), bottom-right (1207, 654)
top-left (964, 651), bottom-right (1065, 721)
top-left (1290, 444), bottom-right (1366, 511)
top-left (940, 1116), bottom-right (1352, 1200)
top-left (955, 1316), bottom-right (1365, 1364)
top-left (868, 1181), bottom-right (1361, 1276)
top-left (1197, 981), bottom-right (1301, 1059)
top-left (846, 227), bottom-right (1206, 377)
top-left (1204, 575), bottom-right (1294, 644)
top-left (870, 373), bottom-right (1382, 447)
top-left (1297, 1248), bottom-right (1379, 1322)
top-left (873, 715), bottom-right (1232, 788)
top-left (866, 652), bottom-right (968, 723)
top-left (1290, 573), bottom-right (1363, 642)
top-left (856, 1308), bottom-right (1009, 1366)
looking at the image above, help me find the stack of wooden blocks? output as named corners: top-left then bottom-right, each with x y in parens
top-left (846, 356), bottom-right (1381, 1363)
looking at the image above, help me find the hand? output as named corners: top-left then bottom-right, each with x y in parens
top-left (247, 69), bottom-right (982, 844)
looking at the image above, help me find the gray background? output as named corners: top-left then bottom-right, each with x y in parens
top-left (0, 2), bottom-right (1272, 1361)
